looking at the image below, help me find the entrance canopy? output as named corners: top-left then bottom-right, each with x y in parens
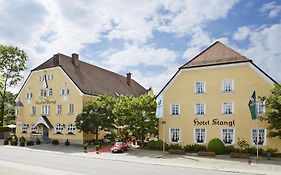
top-left (35, 116), bottom-right (53, 128)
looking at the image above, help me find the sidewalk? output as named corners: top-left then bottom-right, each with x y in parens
top-left (1, 143), bottom-right (281, 175)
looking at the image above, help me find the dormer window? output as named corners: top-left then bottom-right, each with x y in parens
top-left (26, 92), bottom-right (33, 99)
top-left (61, 89), bottom-right (70, 96)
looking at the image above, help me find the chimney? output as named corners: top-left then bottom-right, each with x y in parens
top-left (72, 53), bottom-right (79, 66)
top-left (126, 72), bottom-right (131, 86)
top-left (53, 54), bottom-right (60, 65)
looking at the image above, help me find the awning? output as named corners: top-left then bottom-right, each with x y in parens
top-left (7, 124), bottom-right (16, 128)
top-left (35, 116), bottom-right (53, 128)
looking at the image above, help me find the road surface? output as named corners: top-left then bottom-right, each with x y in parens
top-left (0, 146), bottom-right (258, 175)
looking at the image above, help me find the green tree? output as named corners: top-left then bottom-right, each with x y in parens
top-left (114, 94), bottom-right (158, 146)
top-left (0, 45), bottom-right (27, 126)
top-left (265, 83), bottom-right (281, 138)
top-left (75, 95), bottom-right (116, 141)
top-left (1, 91), bottom-right (16, 125)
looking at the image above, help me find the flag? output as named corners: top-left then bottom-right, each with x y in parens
top-left (248, 91), bottom-right (257, 119)
top-left (156, 96), bottom-right (163, 118)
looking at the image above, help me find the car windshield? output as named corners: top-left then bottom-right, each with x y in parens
top-left (115, 142), bottom-right (124, 146)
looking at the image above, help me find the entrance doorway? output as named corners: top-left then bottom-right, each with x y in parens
top-left (42, 125), bottom-right (49, 141)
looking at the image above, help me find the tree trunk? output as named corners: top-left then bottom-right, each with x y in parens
top-left (0, 100), bottom-right (4, 126)
top-left (95, 128), bottom-right (99, 141)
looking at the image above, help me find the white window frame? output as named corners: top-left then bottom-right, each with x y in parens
top-left (222, 102), bottom-right (234, 115)
top-left (30, 124), bottom-right (37, 133)
top-left (170, 104), bottom-right (180, 116)
top-left (169, 128), bottom-right (180, 143)
top-left (194, 128), bottom-right (206, 144)
top-left (195, 103), bottom-right (205, 116)
top-left (61, 88), bottom-right (70, 96)
top-left (26, 92), bottom-right (33, 99)
top-left (48, 88), bottom-right (53, 96)
top-left (31, 106), bottom-right (36, 116)
top-left (57, 105), bottom-right (62, 115)
top-left (68, 104), bottom-right (74, 114)
top-left (21, 124), bottom-right (28, 133)
top-left (40, 89), bottom-right (47, 98)
top-left (256, 100), bottom-right (265, 116)
top-left (252, 128), bottom-right (266, 146)
top-left (67, 124), bottom-right (76, 134)
top-left (55, 124), bottom-right (64, 134)
top-left (195, 81), bottom-right (205, 94)
top-left (221, 128), bottom-right (235, 144)
top-left (222, 79), bottom-right (234, 92)
top-left (15, 108), bottom-right (19, 116)
top-left (41, 105), bottom-right (50, 115)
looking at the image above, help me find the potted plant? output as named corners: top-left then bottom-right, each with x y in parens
top-left (95, 145), bottom-right (100, 154)
top-left (19, 137), bottom-right (25, 147)
top-left (65, 139), bottom-right (70, 146)
top-left (83, 143), bottom-right (88, 153)
top-left (36, 138), bottom-right (41, 145)
top-left (4, 138), bottom-right (9, 145)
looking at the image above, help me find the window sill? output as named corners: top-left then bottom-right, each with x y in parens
top-left (196, 114), bottom-right (205, 117)
top-left (66, 133), bottom-right (75, 135)
top-left (195, 93), bottom-right (205, 95)
top-left (222, 90), bottom-right (234, 93)
top-left (195, 141), bottom-right (205, 144)
top-left (222, 113), bottom-right (234, 116)
top-left (170, 115), bottom-right (180, 117)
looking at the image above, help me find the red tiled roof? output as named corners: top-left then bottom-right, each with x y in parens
top-left (181, 41), bottom-right (251, 68)
top-left (32, 54), bottom-right (147, 97)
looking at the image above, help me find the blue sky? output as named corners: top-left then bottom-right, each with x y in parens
top-left (0, 0), bottom-right (280, 94)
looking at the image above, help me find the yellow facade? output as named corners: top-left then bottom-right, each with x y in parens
top-left (15, 67), bottom-right (101, 144)
top-left (158, 62), bottom-right (280, 151)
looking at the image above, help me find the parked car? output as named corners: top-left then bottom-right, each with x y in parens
top-left (111, 142), bottom-right (128, 153)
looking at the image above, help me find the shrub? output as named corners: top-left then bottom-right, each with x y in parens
top-left (245, 147), bottom-right (263, 156)
top-left (95, 145), bottom-right (100, 151)
top-left (0, 126), bottom-right (10, 132)
top-left (36, 138), bottom-right (41, 145)
top-left (26, 140), bottom-right (34, 146)
top-left (147, 140), bottom-right (166, 150)
top-left (167, 144), bottom-right (182, 150)
top-left (4, 139), bottom-right (9, 145)
top-left (20, 140), bottom-right (25, 147)
top-left (65, 139), bottom-right (70, 146)
top-left (207, 138), bottom-right (225, 155)
top-left (184, 144), bottom-right (207, 153)
top-left (237, 138), bottom-right (249, 151)
top-left (225, 145), bottom-right (235, 154)
top-left (10, 136), bottom-right (18, 146)
top-left (19, 136), bottom-right (25, 142)
top-left (52, 139), bottom-right (59, 145)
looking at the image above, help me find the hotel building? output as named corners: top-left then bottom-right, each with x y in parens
top-left (15, 53), bottom-right (148, 144)
top-left (157, 41), bottom-right (280, 151)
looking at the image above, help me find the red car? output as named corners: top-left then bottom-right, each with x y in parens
top-left (111, 142), bottom-right (128, 153)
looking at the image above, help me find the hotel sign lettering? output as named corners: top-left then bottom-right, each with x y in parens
top-left (193, 118), bottom-right (235, 127)
top-left (35, 100), bottom-right (56, 105)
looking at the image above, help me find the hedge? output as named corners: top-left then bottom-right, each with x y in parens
top-left (0, 126), bottom-right (10, 132)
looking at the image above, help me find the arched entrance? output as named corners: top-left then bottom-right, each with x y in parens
top-left (35, 116), bottom-right (53, 143)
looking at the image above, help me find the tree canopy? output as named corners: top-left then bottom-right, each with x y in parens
top-left (75, 94), bottom-right (158, 144)
top-left (114, 94), bottom-right (157, 143)
top-left (0, 44), bottom-right (28, 126)
top-left (75, 95), bottom-right (116, 140)
top-left (266, 83), bottom-right (281, 139)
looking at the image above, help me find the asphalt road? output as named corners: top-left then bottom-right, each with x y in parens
top-left (0, 146), bottom-right (254, 175)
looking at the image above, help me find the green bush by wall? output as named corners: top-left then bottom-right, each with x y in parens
top-left (207, 138), bottom-right (225, 155)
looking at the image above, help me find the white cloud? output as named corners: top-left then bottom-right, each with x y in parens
top-left (260, 1), bottom-right (281, 18)
top-left (1, 0), bottom-right (239, 94)
top-left (156, 0), bottom-right (238, 35)
top-left (233, 26), bottom-right (251, 41)
top-left (238, 24), bottom-right (281, 82)
top-left (101, 44), bottom-right (178, 72)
